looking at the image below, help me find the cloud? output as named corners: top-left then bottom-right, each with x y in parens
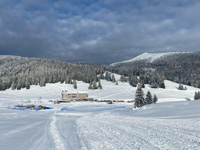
top-left (0, 0), bottom-right (200, 64)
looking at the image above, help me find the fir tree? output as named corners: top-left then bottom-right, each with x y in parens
top-left (134, 87), bottom-right (145, 108)
top-left (98, 80), bottom-right (102, 89)
top-left (145, 91), bottom-right (152, 104)
top-left (73, 80), bottom-right (77, 89)
top-left (88, 82), bottom-right (93, 89)
top-left (160, 82), bottom-right (165, 89)
top-left (153, 94), bottom-right (158, 103)
top-left (111, 74), bottom-right (116, 82)
top-left (178, 84), bottom-right (184, 90)
top-left (93, 80), bottom-right (98, 89)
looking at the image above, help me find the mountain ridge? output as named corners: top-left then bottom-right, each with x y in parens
top-left (110, 52), bottom-right (190, 66)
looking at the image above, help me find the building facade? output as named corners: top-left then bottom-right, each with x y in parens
top-left (61, 91), bottom-right (88, 101)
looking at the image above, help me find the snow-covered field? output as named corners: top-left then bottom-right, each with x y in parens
top-left (0, 75), bottom-right (200, 150)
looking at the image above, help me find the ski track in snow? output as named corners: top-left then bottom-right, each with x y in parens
top-left (50, 112), bottom-right (66, 150)
top-left (77, 112), bottom-right (200, 150)
top-left (1, 102), bottom-right (200, 150)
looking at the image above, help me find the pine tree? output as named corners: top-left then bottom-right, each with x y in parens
top-left (194, 91), bottom-right (198, 100)
top-left (98, 80), bottom-right (102, 89)
top-left (134, 87), bottom-right (145, 108)
top-left (120, 75), bottom-right (125, 82)
top-left (145, 91), bottom-right (152, 104)
top-left (88, 82), bottom-right (93, 89)
top-left (111, 75), bottom-right (116, 82)
top-left (11, 82), bottom-right (16, 90)
top-left (160, 82), bottom-right (165, 89)
top-left (141, 83), bottom-right (145, 88)
top-left (93, 80), bottom-right (98, 89)
top-left (153, 94), bottom-right (158, 103)
top-left (178, 84), bottom-right (184, 90)
top-left (105, 72), bottom-right (111, 81)
top-left (73, 80), bottom-right (77, 89)
top-left (195, 91), bottom-right (200, 100)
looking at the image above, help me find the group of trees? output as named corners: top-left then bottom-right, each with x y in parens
top-left (87, 72), bottom-right (118, 90)
top-left (178, 84), bottom-right (187, 90)
top-left (134, 87), bottom-right (158, 108)
top-left (109, 52), bottom-right (200, 90)
top-left (0, 56), bottom-right (106, 91)
top-left (88, 80), bottom-right (102, 89)
top-left (118, 73), bottom-right (166, 89)
top-left (194, 91), bottom-right (200, 100)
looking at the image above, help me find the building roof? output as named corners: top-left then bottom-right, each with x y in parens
top-left (61, 90), bottom-right (88, 94)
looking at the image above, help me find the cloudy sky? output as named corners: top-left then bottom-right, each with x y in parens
top-left (0, 0), bottom-right (200, 64)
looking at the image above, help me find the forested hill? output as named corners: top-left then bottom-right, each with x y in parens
top-left (0, 55), bottom-right (105, 91)
top-left (108, 52), bottom-right (200, 88)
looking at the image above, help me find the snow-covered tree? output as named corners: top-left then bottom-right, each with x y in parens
top-left (98, 80), bottom-right (102, 89)
top-left (178, 84), bottom-right (184, 90)
top-left (111, 74), bottom-right (116, 82)
top-left (88, 82), bottom-right (93, 89)
top-left (93, 80), bottom-right (98, 89)
top-left (153, 94), bottom-right (158, 103)
top-left (194, 91), bottom-right (200, 100)
top-left (145, 91), bottom-right (152, 104)
top-left (73, 80), bottom-right (77, 89)
top-left (134, 87), bottom-right (145, 108)
top-left (160, 82), bottom-right (165, 89)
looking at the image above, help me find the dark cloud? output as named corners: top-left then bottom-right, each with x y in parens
top-left (0, 0), bottom-right (200, 64)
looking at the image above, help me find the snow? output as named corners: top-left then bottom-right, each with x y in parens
top-left (110, 52), bottom-right (177, 66)
top-left (0, 74), bottom-right (200, 149)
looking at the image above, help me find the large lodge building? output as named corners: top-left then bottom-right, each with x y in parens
top-left (61, 90), bottom-right (88, 101)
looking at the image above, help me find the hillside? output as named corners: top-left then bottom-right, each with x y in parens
top-left (0, 73), bottom-right (198, 107)
top-left (109, 51), bottom-right (200, 89)
top-left (0, 55), bottom-right (105, 91)
top-left (110, 52), bottom-right (177, 66)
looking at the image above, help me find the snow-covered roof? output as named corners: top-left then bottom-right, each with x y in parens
top-left (62, 90), bottom-right (88, 94)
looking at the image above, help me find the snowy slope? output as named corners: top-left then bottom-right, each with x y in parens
top-left (0, 97), bottom-right (200, 149)
top-left (0, 74), bottom-right (200, 150)
top-left (0, 74), bottom-right (198, 108)
top-left (110, 52), bottom-right (177, 66)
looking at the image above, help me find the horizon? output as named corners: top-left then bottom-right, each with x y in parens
top-left (0, 51), bottom-right (199, 65)
top-left (1, 0), bottom-right (200, 64)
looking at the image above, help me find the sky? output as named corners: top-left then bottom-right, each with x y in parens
top-left (0, 0), bottom-right (200, 64)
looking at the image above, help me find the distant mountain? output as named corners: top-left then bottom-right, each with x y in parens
top-left (108, 51), bottom-right (200, 89)
top-left (110, 52), bottom-right (184, 66)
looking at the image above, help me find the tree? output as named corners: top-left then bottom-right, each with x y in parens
top-left (134, 87), bottom-right (145, 108)
top-left (111, 74), bottom-right (116, 82)
top-left (73, 80), bottom-right (77, 89)
top-left (105, 72), bottom-right (111, 81)
top-left (153, 94), bottom-right (158, 103)
top-left (194, 91), bottom-right (200, 100)
top-left (93, 80), bottom-right (98, 89)
top-left (98, 80), bottom-right (102, 89)
top-left (88, 82), bottom-right (93, 89)
top-left (140, 83), bottom-right (145, 88)
top-left (145, 91), bottom-right (152, 104)
top-left (115, 81), bottom-right (118, 85)
top-left (120, 75), bottom-right (125, 82)
top-left (160, 82), bottom-right (165, 89)
top-left (11, 82), bottom-right (17, 90)
top-left (178, 84), bottom-right (184, 90)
